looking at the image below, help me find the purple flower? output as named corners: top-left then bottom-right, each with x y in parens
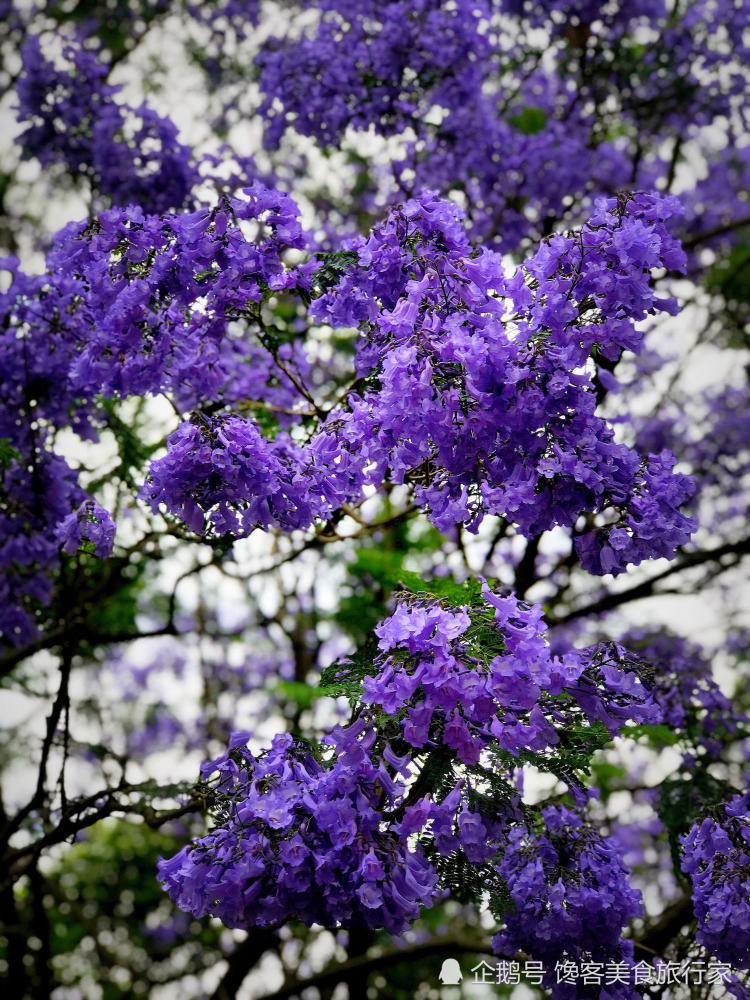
top-left (681, 793), bottom-right (750, 968)
top-left (55, 499), bottom-right (115, 558)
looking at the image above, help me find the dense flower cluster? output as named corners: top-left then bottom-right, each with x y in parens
top-left (493, 805), bottom-right (643, 1000)
top-left (363, 587), bottom-right (658, 768)
top-left (44, 184), bottom-right (306, 404)
top-left (308, 190), bottom-right (695, 571)
top-left (16, 33), bottom-right (200, 214)
top-left (159, 588), bottom-right (669, 950)
top-left (141, 190), bottom-right (697, 572)
top-left (0, 447), bottom-right (83, 646)
top-left (622, 630), bottom-right (745, 758)
top-left (681, 793), bottom-right (750, 968)
top-left (257, 0), bottom-right (490, 146)
top-left (1, 1), bottom-right (749, 992)
top-left (0, 183), bottom-right (699, 645)
top-left (0, 182), bottom-right (308, 646)
top-left (134, 188), bottom-right (693, 567)
top-left (5, 199), bottom-right (271, 426)
top-left (158, 730), bottom-right (443, 933)
top-left (143, 417), bottom-right (318, 535)
top-left (256, 0), bottom-right (750, 253)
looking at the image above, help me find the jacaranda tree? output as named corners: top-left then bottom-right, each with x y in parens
top-left (1, 1), bottom-right (749, 998)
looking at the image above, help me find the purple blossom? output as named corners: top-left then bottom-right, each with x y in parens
top-left (493, 806), bottom-right (643, 999)
top-left (681, 793), bottom-right (750, 968)
top-left (55, 499), bottom-right (115, 558)
top-left (16, 33), bottom-right (200, 213)
top-left (158, 731), bottom-right (442, 933)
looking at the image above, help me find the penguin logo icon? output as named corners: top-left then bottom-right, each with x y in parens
top-left (438, 958), bottom-right (463, 985)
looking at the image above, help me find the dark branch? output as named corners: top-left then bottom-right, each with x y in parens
top-left (209, 930), bottom-right (281, 1000)
top-left (552, 536), bottom-right (750, 625)
top-left (514, 534), bottom-right (541, 598)
top-left (250, 936), bottom-right (495, 1000)
top-left (633, 896), bottom-right (694, 958)
top-left (682, 213), bottom-right (750, 249)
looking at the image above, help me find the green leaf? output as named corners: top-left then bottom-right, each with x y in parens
top-left (345, 549), bottom-right (483, 607)
top-left (0, 437), bottom-right (21, 470)
top-left (319, 633), bottom-right (381, 698)
top-left (394, 571), bottom-right (483, 607)
top-left (627, 723), bottom-right (681, 747)
top-left (508, 106), bottom-right (548, 135)
top-left (269, 680), bottom-right (325, 709)
top-left (310, 250), bottom-right (359, 298)
top-left (589, 759), bottom-right (627, 801)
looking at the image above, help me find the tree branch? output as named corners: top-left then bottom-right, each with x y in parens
top-left (250, 936), bottom-right (495, 1000)
top-left (682, 213), bottom-right (750, 249)
top-left (514, 534), bottom-right (541, 598)
top-left (552, 536), bottom-right (750, 625)
top-left (633, 896), bottom-right (693, 958)
top-left (1, 783), bottom-right (203, 888)
top-left (209, 930), bottom-right (281, 1000)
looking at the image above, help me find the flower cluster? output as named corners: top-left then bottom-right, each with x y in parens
top-left (142, 416), bottom-right (315, 535)
top-left (256, 0), bottom-right (490, 146)
top-left (681, 793), bottom-right (750, 968)
top-left (634, 379), bottom-right (750, 539)
top-left (255, 0), bottom-right (750, 255)
top-left (0, 182), bottom-right (311, 644)
top-left (622, 630), bottom-right (745, 759)
top-left (573, 450), bottom-right (697, 576)
top-left (0, 447), bottom-right (83, 646)
top-left (309, 190), bottom-right (695, 573)
top-left (139, 189), bottom-right (694, 562)
top-left (45, 184), bottom-right (306, 403)
top-left (0, 252), bottom-right (96, 646)
top-left (160, 587), bottom-right (660, 944)
top-left (16, 33), bottom-right (200, 213)
top-left (3, 187), bottom-right (305, 439)
top-left (363, 587), bottom-right (659, 770)
top-left (493, 805), bottom-right (643, 1000)
top-left (256, 0), bottom-right (628, 250)
top-left (55, 500), bottom-right (116, 558)
top-left (158, 730), bottom-right (442, 933)
top-left (0, 182), bottom-right (697, 655)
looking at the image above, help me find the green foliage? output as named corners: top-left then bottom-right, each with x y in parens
top-left (45, 0), bottom-right (168, 61)
top-left (309, 250), bottom-right (359, 298)
top-left (627, 722), bottom-right (681, 747)
top-left (508, 106), bottom-right (548, 135)
top-left (319, 633), bottom-right (380, 703)
top-left (334, 543), bottom-right (486, 645)
top-left (549, 716), bottom-right (614, 774)
top-left (346, 545), bottom-right (407, 588)
top-left (10, 819), bottom-right (223, 1000)
top-left (706, 239), bottom-right (750, 347)
top-left (656, 769), bottom-right (737, 879)
top-left (87, 397), bottom-right (163, 493)
top-left (395, 571), bottom-right (484, 607)
top-left (248, 401), bottom-right (281, 438)
top-left (269, 679), bottom-right (325, 709)
top-left (332, 534), bottom-right (409, 644)
top-left (0, 437), bottom-right (21, 470)
top-left (70, 555), bottom-right (147, 639)
top-left (588, 758), bottom-right (627, 802)
top-left (262, 294), bottom-right (308, 347)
